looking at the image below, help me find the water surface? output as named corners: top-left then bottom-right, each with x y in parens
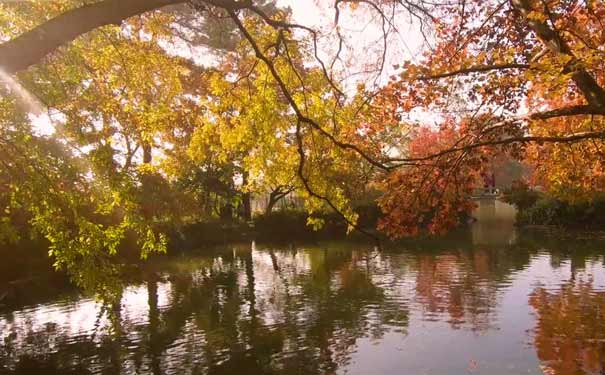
top-left (2, 225), bottom-right (605, 374)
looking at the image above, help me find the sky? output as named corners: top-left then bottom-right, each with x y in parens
top-left (278, 0), bottom-right (425, 83)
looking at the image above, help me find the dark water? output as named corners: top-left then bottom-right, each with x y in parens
top-left (2, 226), bottom-right (605, 374)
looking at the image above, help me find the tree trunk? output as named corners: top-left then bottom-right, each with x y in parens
top-left (265, 187), bottom-right (291, 215)
top-left (265, 194), bottom-right (278, 215)
top-left (241, 171), bottom-right (252, 221)
top-left (141, 142), bottom-right (153, 219)
top-left (142, 143), bottom-right (152, 164)
top-left (147, 277), bottom-right (161, 375)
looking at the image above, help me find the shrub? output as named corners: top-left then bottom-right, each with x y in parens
top-left (253, 210), bottom-right (313, 240)
top-left (517, 193), bottom-right (605, 228)
top-left (501, 181), bottom-right (541, 211)
top-left (253, 203), bottom-right (381, 241)
top-left (517, 197), bottom-right (562, 225)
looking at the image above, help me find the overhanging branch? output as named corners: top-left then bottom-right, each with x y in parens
top-left (389, 105), bottom-right (605, 164)
top-left (0, 0), bottom-right (186, 74)
top-left (418, 63), bottom-right (531, 80)
top-left (511, 0), bottom-right (605, 108)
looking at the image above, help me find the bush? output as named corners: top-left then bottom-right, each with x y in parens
top-left (253, 203), bottom-right (381, 241)
top-left (174, 219), bottom-right (252, 249)
top-left (517, 194), bottom-right (605, 228)
top-left (501, 181), bottom-right (541, 211)
top-left (517, 197), bottom-right (562, 225)
top-left (253, 210), bottom-right (313, 240)
top-left (172, 203), bottom-right (383, 247)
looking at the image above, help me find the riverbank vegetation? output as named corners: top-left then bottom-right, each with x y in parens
top-left (504, 182), bottom-right (605, 228)
top-left (2, 0), bottom-right (605, 297)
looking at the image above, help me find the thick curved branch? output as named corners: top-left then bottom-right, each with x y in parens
top-left (419, 63), bottom-right (530, 80)
top-left (0, 0), bottom-right (187, 74)
top-left (389, 105), bottom-right (605, 164)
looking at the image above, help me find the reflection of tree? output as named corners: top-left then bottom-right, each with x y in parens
top-left (530, 280), bottom-right (605, 375)
top-left (179, 243), bottom-right (409, 374)
top-left (0, 242), bottom-right (410, 374)
top-left (7, 230), bottom-right (605, 373)
top-left (517, 229), bottom-right (605, 272)
top-left (411, 246), bottom-right (531, 331)
top-left (292, 246), bottom-right (409, 372)
top-left (6, 234), bottom-right (547, 372)
top-left (0, 303), bottom-right (125, 374)
top-left (146, 276), bottom-right (161, 375)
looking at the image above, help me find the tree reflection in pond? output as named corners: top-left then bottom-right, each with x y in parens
top-left (0, 242), bottom-right (410, 374)
top-left (3, 233), bottom-right (605, 374)
top-left (413, 252), bottom-right (500, 331)
top-left (530, 279), bottom-right (605, 375)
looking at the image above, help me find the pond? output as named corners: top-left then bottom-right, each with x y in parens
top-left (2, 223), bottom-right (605, 374)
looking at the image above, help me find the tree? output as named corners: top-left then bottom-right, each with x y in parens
top-left (186, 23), bottom-right (300, 218)
top-left (0, 89), bottom-right (163, 300)
top-left (377, 123), bottom-right (480, 237)
top-left (364, 0), bottom-right (605, 236)
top-left (0, 1), bottom-right (232, 295)
top-left (0, 0), bottom-right (403, 245)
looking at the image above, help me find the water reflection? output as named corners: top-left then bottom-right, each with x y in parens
top-left (530, 275), bottom-right (605, 375)
top-left (413, 251), bottom-right (499, 330)
top-left (471, 199), bottom-right (518, 246)
top-left (1, 232), bottom-right (605, 374)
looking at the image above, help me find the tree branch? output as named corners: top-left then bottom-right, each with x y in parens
top-left (0, 0), bottom-right (187, 74)
top-left (402, 130), bottom-right (605, 162)
top-left (388, 105), bottom-right (605, 164)
top-left (418, 63), bottom-right (530, 80)
top-left (227, 9), bottom-right (392, 171)
top-left (511, 0), bottom-right (605, 108)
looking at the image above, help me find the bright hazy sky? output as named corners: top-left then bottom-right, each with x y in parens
top-left (277, 0), bottom-right (425, 80)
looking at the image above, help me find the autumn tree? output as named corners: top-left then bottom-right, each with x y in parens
top-left (363, 0), bottom-right (605, 237)
top-left (0, 0), bottom-right (286, 295)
